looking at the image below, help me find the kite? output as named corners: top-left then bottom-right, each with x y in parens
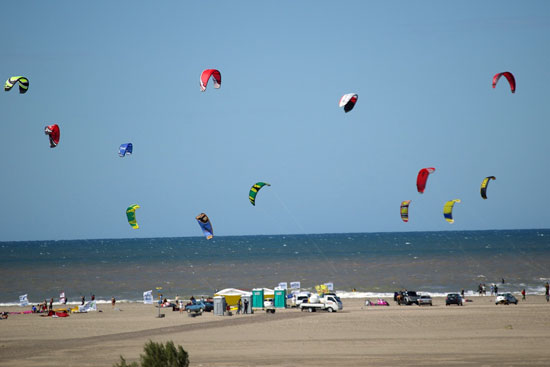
top-left (200, 69), bottom-right (221, 92)
top-left (338, 93), bottom-right (358, 113)
top-left (249, 182), bottom-right (271, 206)
top-left (400, 200), bottom-right (411, 223)
top-left (480, 176), bottom-right (496, 199)
top-left (126, 204), bottom-right (140, 229)
top-left (4, 76), bottom-right (29, 94)
top-left (119, 143), bottom-right (133, 157)
top-left (44, 124), bottom-right (60, 148)
top-left (196, 213), bottom-right (213, 239)
top-left (443, 199), bottom-right (461, 223)
top-left (492, 72), bottom-right (515, 93)
top-left (417, 167), bottom-right (435, 194)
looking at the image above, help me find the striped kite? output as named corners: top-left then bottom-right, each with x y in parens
top-left (400, 200), bottom-right (411, 223)
top-left (443, 199), bottom-right (461, 224)
top-left (119, 143), bottom-right (133, 157)
top-left (4, 76), bottom-right (29, 94)
top-left (249, 182), bottom-right (271, 206)
top-left (126, 204), bottom-right (140, 229)
top-left (480, 176), bottom-right (496, 199)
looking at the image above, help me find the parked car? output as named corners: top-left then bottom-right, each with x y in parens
top-left (394, 291), bottom-right (419, 305)
top-left (263, 298), bottom-right (274, 307)
top-left (417, 295), bottom-right (432, 306)
top-left (445, 293), bottom-right (463, 306)
top-left (495, 293), bottom-right (518, 305)
top-left (185, 300), bottom-right (214, 313)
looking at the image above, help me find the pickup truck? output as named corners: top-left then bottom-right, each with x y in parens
top-left (299, 294), bottom-right (343, 313)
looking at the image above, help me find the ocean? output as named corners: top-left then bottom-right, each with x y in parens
top-left (1, 229), bottom-right (549, 305)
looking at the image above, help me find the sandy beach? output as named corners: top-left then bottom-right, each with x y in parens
top-left (1, 295), bottom-right (550, 366)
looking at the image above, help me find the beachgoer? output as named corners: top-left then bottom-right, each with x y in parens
top-left (32, 305), bottom-right (37, 313)
top-left (521, 289), bottom-right (526, 300)
top-left (49, 298), bottom-right (53, 311)
top-left (190, 295), bottom-right (196, 305)
top-left (494, 284), bottom-right (498, 294)
top-left (490, 284), bottom-right (495, 296)
top-left (545, 282), bottom-right (549, 302)
top-left (179, 300), bottom-right (184, 314)
top-left (243, 299), bottom-right (249, 314)
top-left (502, 278), bottom-right (505, 284)
top-left (91, 294), bottom-right (95, 301)
top-left (81, 296), bottom-right (85, 305)
top-left (111, 297), bottom-right (116, 307)
top-left (237, 298), bottom-right (242, 314)
top-left (461, 289), bottom-right (465, 298)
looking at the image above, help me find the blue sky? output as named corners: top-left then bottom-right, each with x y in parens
top-left (1, 1), bottom-right (549, 241)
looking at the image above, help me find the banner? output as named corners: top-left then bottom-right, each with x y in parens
top-left (324, 282), bottom-right (334, 291)
top-left (143, 290), bottom-right (153, 305)
top-left (59, 292), bottom-right (66, 304)
top-left (19, 294), bottom-right (28, 307)
top-left (278, 282), bottom-right (288, 290)
top-left (290, 281), bottom-right (301, 289)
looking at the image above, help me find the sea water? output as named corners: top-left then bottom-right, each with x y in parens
top-left (1, 229), bottom-right (549, 305)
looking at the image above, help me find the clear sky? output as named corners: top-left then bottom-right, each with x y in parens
top-left (2, 1), bottom-right (549, 241)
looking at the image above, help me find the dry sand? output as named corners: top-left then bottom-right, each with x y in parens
top-left (1, 296), bottom-right (550, 366)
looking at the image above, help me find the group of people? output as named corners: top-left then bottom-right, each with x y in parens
top-left (237, 297), bottom-right (249, 314)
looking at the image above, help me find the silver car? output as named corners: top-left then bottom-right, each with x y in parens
top-left (417, 295), bottom-right (432, 306)
top-left (495, 293), bottom-right (518, 305)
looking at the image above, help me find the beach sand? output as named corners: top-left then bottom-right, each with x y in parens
top-left (1, 296), bottom-right (550, 366)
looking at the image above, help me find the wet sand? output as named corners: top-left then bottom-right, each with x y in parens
top-left (1, 296), bottom-right (550, 366)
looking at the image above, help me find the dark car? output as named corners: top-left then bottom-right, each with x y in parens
top-left (445, 293), bottom-right (463, 306)
top-left (185, 300), bottom-right (214, 313)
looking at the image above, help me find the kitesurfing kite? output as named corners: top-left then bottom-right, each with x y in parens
top-left (200, 69), bottom-right (221, 92)
top-left (492, 72), bottom-right (515, 93)
top-left (4, 76), bottom-right (29, 94)
top-left (249, 182), bottom-right (271, 206)
top-left (338, 93), bottom-right (358, 113)
top-left (119, 143), bottom-right (133, 157)
top-left (400, 200), bottom-right (411, 223)
top-left (417, 167), bottom-right (435, 194)
top-left (443, 199), bottom-right (461, 223)
top-left (126, 204), bottom-right (140, 229)
top-left (196, 213), bottom-right (213, 239)
top-left (44, 124), bottom-right (60, 148)
top-left (480, 176), bottom-right (496, 199)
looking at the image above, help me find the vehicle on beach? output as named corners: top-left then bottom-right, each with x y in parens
top-left (185, 300), bottom-right (214, 313)
top-left (445, 293), bottom-right (463, 306)
top-left (300, 294), bottom-right (343, 313)
top-left (395, 291), bottom-right (419, 305)
top-left (495, 293), bottom-right (518, 305)
top-left (263, 298), bottom-right (274, 308)
top-left (290, 292), bottom-right (311, 307)
top-left (417, 295), bottom-right (432, 306)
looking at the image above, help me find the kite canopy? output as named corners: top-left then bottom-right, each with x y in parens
top-left (196, 213), bottom-right (213, 239)
top-left (119, 143), bottom-right (133, 157)
top-left (480, 176), bottom-right (496, 199)
top-left (126, 204), bottom-right (140, 229)
top-left (249, 182), bottom-right (271, 206)
top-left (492, 72), bottom-right (515, 93)
top-left (338, 93), bottom-right (358, 113)
top-left (443, 199), bottom-right (461, 223)
top-left (44, 124), bottom-right (60, 148)
top-left (400, 200), bottom-right (411, 223)
top-left (4, 76), bottom-right (29, 94)
top-left (416, 167), bottom-right (435, 194)
top-left (200, 69), bottom-right (221, 92)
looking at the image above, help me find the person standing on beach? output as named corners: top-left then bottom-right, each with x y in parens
top-left (237, 298), bottom-right (242, 314)
top-left (521, 289), bottom-right (526, 301)
top-left (111, 297), bottom-right (116, 307)
top-left (243, 299), bottom-right (249, 314)
top-left (91, 294), bottom-right (95, 301)
top-left (545, 282), bottom-right (549, 302)
top-left (49, 298), bottom-right (53, 311)
top-left (81, 296), bottom-right (85, 305)
top-left (461, 289), bottom-right (465, 298)
top-left (494, 284), bottom-right (498, 294)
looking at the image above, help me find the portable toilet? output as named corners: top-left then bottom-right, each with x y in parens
top-left (274, 288), bottom-right (286, 308)
top-left (241, 294), bottom-right (252, 314)
top-left (213, 296), bottom-right (226, 316)
top-left (252, 288), bottom-right (264, 308)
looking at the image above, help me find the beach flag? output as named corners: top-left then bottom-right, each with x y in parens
top-left (59, 292), bottom-right (66, 304)
top-left (324, 282), bottom-right (334, 291)
top-left (278, 282), bottom-right (288, 290)
top-left (19, 294), bottom-right (29, 307)
top-left (290, 281), bottom-right (301, 289)
top-left (143, 290), bottom-right (153, 304)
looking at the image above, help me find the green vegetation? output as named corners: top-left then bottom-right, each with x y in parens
top-left (114, 340), bottom-right (189, 367)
